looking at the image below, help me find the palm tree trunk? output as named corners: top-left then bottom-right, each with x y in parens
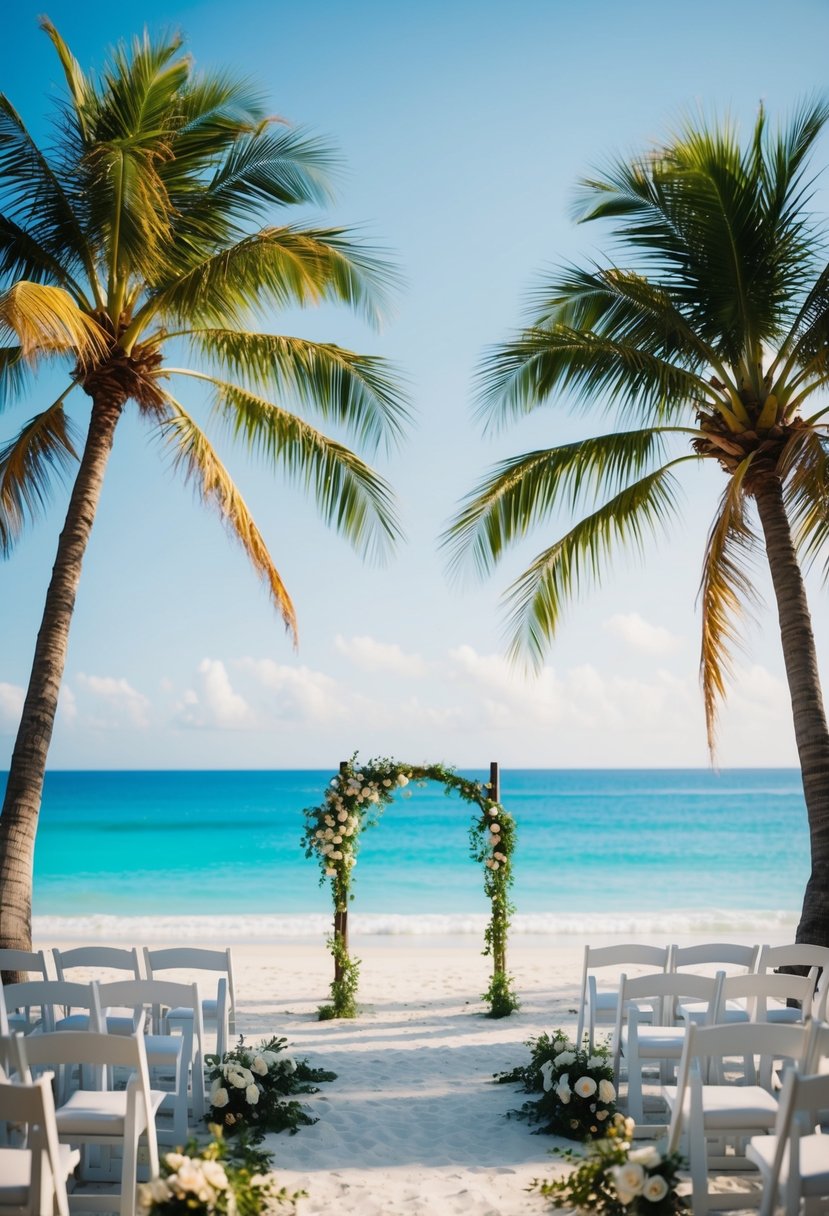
top-left (753, 472), bottom-right (829, 947)
top-left (0, 394), bottom-right (123, 964)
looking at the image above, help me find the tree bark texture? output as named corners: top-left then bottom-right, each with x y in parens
top-left (753, 473), bottom-right (829, 947)
top-left (0, 396), bottom-right (123, 960)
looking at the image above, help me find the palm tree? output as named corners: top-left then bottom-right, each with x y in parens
top-left (0, 22), bottom-right (409, 958)
top-left (446, 102), bottom-right (829, 946)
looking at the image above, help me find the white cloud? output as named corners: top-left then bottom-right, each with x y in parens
top-left (76, 673), bottom-right (151, 728)
top-left (58, 684), bottom-right (78, 724)
top-left (240, 658), bottom-right (344, 723)
top-left (603, 612), bottom-right (682, 656)
top-left (176, 659), bottom-right (255, 729)
top-left (334, 634), bottom-right (426, 678)
top-left (0, 682), bottom-right (24, 732)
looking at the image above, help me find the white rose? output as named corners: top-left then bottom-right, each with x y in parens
top-left (553, 1038), bottom-right (572, 1052)
top-left (642, 1174), bottom-right (669, 1203)
top-left (587, 1055), bottom-right (604, 1068)
top-left (149, 1177), bottom-right (172, 1202)
top-left (251, 1056), bottom-right (268, 1076)
top-left (279, 1055), bottom-right (297, 1074)
top-left (164, 1152), bottom-right (186, 1170)
top-left (201, 1161), bottom-right (228, 1190)
top-left (555, 1075), bottom-right (571, 1105)
top-left (540, 1060), bottom-right (554, 1092)
top-left (554, 1050), bottom-right (577, 1066)
top-left (211, 1086), bottom-right (229, 1108)
top-left (259, 1050), bottom-right (280, 1066)
top-left (629, 1146), bottom-right (662, 1169)
top-left (226, 1069), bottom-right (247, 1089)
top-left (598, 1079), bottom-right (616, 1103)
top-left (488, 807), bottom-right (498, 816)
top-left (611, 1162), bottom-right (645, 1197)
top-left (397, 774), bottom-right (409, 786)
top-left (491, 861), bottom-right (500, 870)
top-left (338, 810), bottom-right (348, 821)
top-left (325, 867), bottom-right (336, 876)
top-left (574, 1075), bottom-right (597, 1098)
top-left (597, 1109), bottom-right (609, 1121)
top-left (245, 1083), bottom-right (260, 1105)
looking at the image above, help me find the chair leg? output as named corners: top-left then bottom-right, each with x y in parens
top-left (625, 1052), bottom-right (644, 1124)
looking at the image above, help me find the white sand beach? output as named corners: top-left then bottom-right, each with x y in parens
top-left (38, 929), bottom-right (792, 1215)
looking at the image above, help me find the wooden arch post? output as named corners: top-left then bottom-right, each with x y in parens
top-left (333, 759), bottom-right (349, 984)
top-left (488, 760), bottom-right (507, 981)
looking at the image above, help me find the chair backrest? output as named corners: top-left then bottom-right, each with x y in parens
top-left (616, 970), bottom-right (724, 1029)
top-left (17, 1016), bottom-right (154, 1117)
top-left (757, 1065), bottom-right (829, 1216)
top-left (95, 979), bottom-right (203, 1038)
top-left (680, 1018), bottom-right (814, 1096)
top-left (143, 946), bottom-right (235, 1011)
top-left (670, 942), bottom-right (759, 973)
top-left (576, 943), bottom-right (671, 1041)
top-left (757, 942), bottom-right (829, 975)
top-left (0, 1071), bottom-right (68, 1216)
top-left (1, 980), bottom-right (102, 1033)
top-left (0, 950), bottom-right (50, 981)
top-left (53, 946), bottom-right (142, 983)
top-left (717, 969), bottom-right (818, 1024)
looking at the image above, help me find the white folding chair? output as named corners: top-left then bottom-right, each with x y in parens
top-left (53, 949), bottom-right (142, 985)
top-left (16, 1018), bottom-right (165, 1216)
top-left (53, 952), bottom-right (143, 1035)
top-left (0, 956), bottom-right (52, 1034)
top-left (613, 971), bottom-right (724, 1124)
top-left (1, 982), bottom-right (103, 1038)
top-left (713, 971), bottom-right (818, 1028)
top-left (96, 979), bottom-right (205, 1143)
top-left (757, 944), bottom-right (829, 1022)
top-left (747, 1066), bottom-right (829, 1216)
top-left (143, 947), bottom-right (235, 1058)
top-left (576, 943), bottom-right (671, 1050)
top-left (671, 942), bottom-right (759, 975)
top-left (664, 1020), bottom-right (816, 1215)
top-left (0, 1072), bottom-right (79, 1216)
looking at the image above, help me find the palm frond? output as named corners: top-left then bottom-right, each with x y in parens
top-left (155, 395), bottom-right (297, 640)
top-left (39, 18), bottom-right (93, 143)
top-left (0, 345), bottom-right (31, 411)
top-left (0, 95), bottom-right (94, 288)
top-left (139, 226), bottom-right (397, 335)
top-left (179, 329), bottom-right (410, 452)
top-left (477, 325), bottom-right (711, 430)
top-left (781, 427), bottom-right (829, 573)
top-left (698, 459), bottom-right (760, 752)
top-left (0, 282), bottom-right (105, 361)
top-left (502, 462), bottom-right (688, 667)
top-left (444, 428), bottom-right (679, 577)
top-left (0, 213), bottom-right (85, 296)
top-left (0, 393), bottom-right (78, 555)
top-left (171, 373), bottom-right (402, 562)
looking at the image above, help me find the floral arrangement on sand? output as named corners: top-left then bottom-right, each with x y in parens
top-left (205, 1036), bottom-right (336, 1138)
top-left (496, 1031), bottom-right (617, 1139)
top-left (532, 1115), bottom-right (687, 1213)
top-left (138, 1127), bottom-right (305, 1215)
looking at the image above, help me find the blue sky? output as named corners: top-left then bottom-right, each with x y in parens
top-left (2, 0), bottom-right (829, 769)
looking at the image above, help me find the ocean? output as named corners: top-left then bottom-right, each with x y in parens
top-left (0, 768), bottom-right (809, 940)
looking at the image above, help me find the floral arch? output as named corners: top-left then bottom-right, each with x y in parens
top-left (301, 756), bottom-right (518, 1019)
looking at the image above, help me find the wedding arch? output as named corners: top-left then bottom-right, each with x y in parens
top-left (301, 755), bottom-right (518, 1019)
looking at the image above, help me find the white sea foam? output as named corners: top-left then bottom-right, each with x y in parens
top-left (33, 908), bottom-right (798, 943)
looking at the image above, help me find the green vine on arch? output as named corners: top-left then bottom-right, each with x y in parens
top-left (301, 755), bottom-right (519, 1019)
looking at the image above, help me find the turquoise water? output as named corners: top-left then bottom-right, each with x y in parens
top-left (0, 768), bottom-right (809, 933)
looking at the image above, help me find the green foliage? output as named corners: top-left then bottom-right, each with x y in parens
top-left (532, 1119), bottom-right (687, 1214)
top-left (318, 933), bottom-right (361, 1020)
top-left (137, 1125), bottom-right (306, 1215)
top-left (483, 970), bottom-right (519, 1018)
top-left (204, 1035), bottom-right (336, 1138)
top-left (302, 754), bottom-right (518, 1018)
top-left (497, 1031), bottom-right (616, 1140)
